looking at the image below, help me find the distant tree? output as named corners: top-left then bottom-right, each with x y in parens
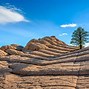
top-left (70, 27), bottom-right (89, 49)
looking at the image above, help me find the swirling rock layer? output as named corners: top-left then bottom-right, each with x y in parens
top-left (0, 36), bottom-right (88, 89)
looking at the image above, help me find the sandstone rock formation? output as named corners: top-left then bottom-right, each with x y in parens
top-left (25, 36), bottom-right (72, 51)
top-left (25, 42), bottom-right (48, 51)
top-left (0, 36), bottom-right (88, 89)
top-left (0, 44), bottom-right (24, 52)
top-left (0, 50), bottom-right (7, 57)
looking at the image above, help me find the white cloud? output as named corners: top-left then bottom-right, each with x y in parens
top-left (84, 43), bottom-right (89, 47)
top-left (0, 6), bottom-right (29, 24)
top-left (59, 33), bottom-right (68, 36)
top-left (60, 24), bottom-right (77, 28)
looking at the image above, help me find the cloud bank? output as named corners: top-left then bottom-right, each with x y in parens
top-left (60, 24), bottom-right (77, 28)
top-left (59, 33), bottom-right (68, 36)
top-left (85, 43), bottom-right (89, 47)
top-left (0, 6), bottom-right (29, 24)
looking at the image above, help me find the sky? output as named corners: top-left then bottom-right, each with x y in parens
top-left (0, 0), bottom-right (89, 47)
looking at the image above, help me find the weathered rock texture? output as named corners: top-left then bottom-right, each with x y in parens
top-left (0, 36), bottom-right (88, 89)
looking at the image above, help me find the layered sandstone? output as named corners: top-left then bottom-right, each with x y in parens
top-left (0, 36), bottom-right (88, 89)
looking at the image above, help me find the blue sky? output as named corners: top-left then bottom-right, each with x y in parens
top-left (0, 0), bottom-right (89, 46)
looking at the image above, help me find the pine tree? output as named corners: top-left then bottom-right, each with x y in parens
top-left (70, 27), bottom-right (89, 49)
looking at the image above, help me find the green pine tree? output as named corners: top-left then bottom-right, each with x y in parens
top-left (70, 27), bottom-right (89, 49)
